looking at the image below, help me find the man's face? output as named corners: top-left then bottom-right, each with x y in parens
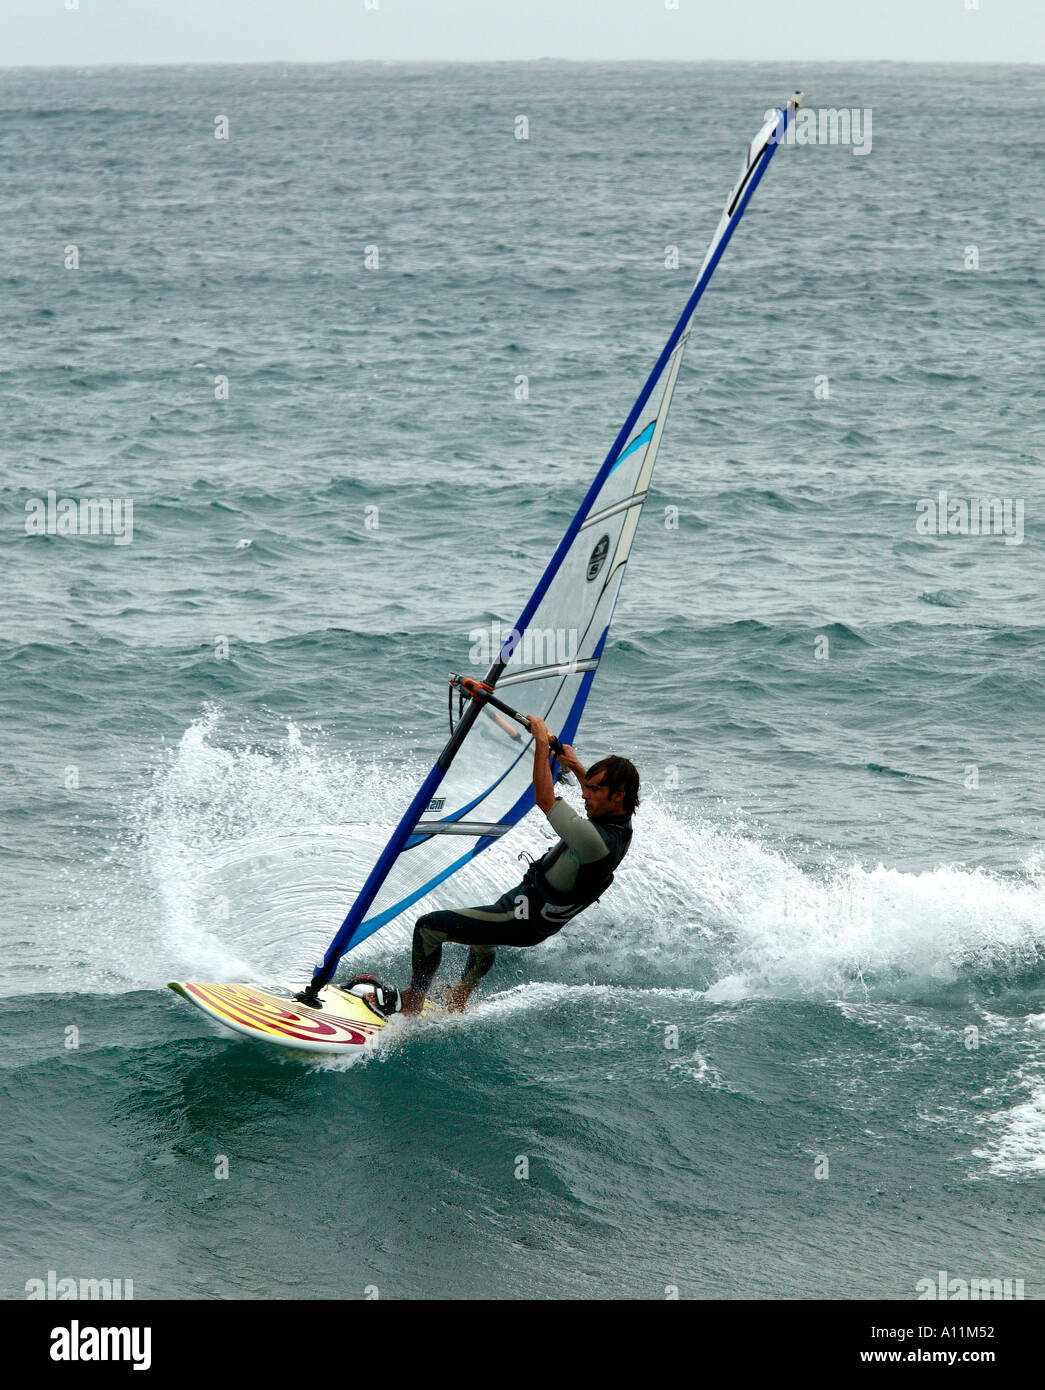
top-left (581, 772), bottom-right (626, 819)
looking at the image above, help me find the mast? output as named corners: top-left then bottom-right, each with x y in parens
top-left (302, 94), bottom-right (803, 999)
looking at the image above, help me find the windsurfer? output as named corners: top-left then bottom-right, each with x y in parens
top-left (399, 715), bottom-right (638, 1014)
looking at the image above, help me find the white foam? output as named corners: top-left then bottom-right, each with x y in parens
top-left (584, 802), bottom-right (1045, 1002)
top-left (973, 1067), bottom-right (1045, 1176)
top-left (68, 708), bottom-right (1045, 1008)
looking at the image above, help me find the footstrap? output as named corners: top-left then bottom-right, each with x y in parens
top-left (341, 974), bottom-right (401, 1019)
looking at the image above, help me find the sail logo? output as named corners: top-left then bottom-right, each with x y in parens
top-left (24, 490), bottom-right (134, 545)
top-left (586, 534), bottom-right (610, 581)
top-left (916, 1270), bottom-right (1024, 1300)
top-left (469, 622), bottom-right (579, 668)
top-left (915, 491), bottom-right (1024, 545)
top-left (767, 106), bottom-right (872, 156)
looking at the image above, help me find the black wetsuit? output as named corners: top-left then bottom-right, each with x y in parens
top-left (410, 797), bottom-right (632, 993)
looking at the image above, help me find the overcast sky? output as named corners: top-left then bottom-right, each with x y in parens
top-left (3, 0), bottom-right (1043, 66)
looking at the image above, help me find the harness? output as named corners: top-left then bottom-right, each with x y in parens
top-left (520, 818), bottom-right (632, 924)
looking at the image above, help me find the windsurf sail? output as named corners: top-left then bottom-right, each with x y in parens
top-left (304, 94), bottom-right (803, 997)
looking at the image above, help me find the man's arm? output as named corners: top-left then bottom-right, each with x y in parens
top-left (545, 798), bottom-right (612, 862)
top-left (527, 715), bottom-right (557, 814)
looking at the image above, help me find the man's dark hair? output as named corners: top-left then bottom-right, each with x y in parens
top-left (587, 756), bottom-right (640, 815)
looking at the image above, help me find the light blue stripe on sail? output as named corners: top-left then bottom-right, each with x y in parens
top-left (351, 846), bottom-right (479, 939)
top-left (609, 421), bottom-right (655, 472)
